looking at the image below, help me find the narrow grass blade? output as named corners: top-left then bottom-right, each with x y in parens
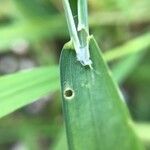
top-left (0, 66), bottom-right (59, 118)
top-left (0, 16), bottom-right (66, 50)
top-left (13, 0), bottom-right (54, 20)
top-left (111, 53), bottom-right (145, 84)
top-left (60, 36), bottom-right (144, 150)
top-left (77, 0), bottom-right (89, 33)
top-left (63, 0), bottom-right (91, 66)
top-left (77, 0), bottom-right (92, 66)
top-left (104, 32), bottom-right (150, 62)
top-left (62, 0), bottom-right (80, 55)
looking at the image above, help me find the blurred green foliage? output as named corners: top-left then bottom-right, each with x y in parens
top-left (0, 0), bottom-right (149, 149)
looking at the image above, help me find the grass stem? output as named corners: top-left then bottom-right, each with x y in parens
top-left (62, 0), bottom-right (80, 54)
top-left (77, 0), bottom-right (89, 34)
top-left (62, 0), bottom-right (92, 66)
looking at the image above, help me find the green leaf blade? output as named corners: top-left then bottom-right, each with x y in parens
top-left (0, 66), bottom-right (59, 118)
top-left (60, 36), bottom-right (144, 150)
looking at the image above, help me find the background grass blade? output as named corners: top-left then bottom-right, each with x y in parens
top-left (104, 32), bottom-right (150, 62)
top-left (13, 0), bottom-right (55, 20)
top-left (0, 66), bottom-right (59, 118)
top-left (111, 53), bottom-right (145, 84)
top-left (0, 18), bottom-right (66, 50)
top-left (60, 36), bottom-right (144, 150)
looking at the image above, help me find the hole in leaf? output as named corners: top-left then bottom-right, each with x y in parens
top-left (64, 88), bottom-right (74, 100)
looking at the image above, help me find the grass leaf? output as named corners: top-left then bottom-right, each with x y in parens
top-left (13, 0), bottom-right (56, 20)
top-left (111, 53), bottom-right (145, 84)
top-left (0, 18), bottom-right (66, 50)
top-left (0, 66), bottom-right (59, 118)
top-left (104, 33), bottom-right (150, 62)
top-left (60, 36), bottom-right (144, 150)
